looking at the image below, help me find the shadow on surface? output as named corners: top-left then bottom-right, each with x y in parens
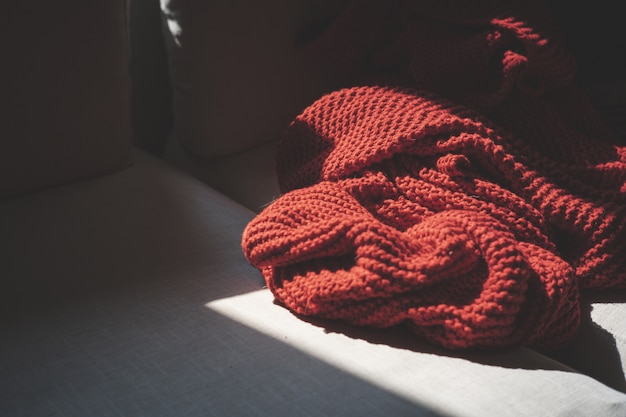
top-left (545, 290), bottom-right (626, 393)
top-left (0, 289), bottom-right (448, 417)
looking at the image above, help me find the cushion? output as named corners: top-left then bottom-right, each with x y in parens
top-left (159, 0), bottom-right (349, 158)
top-left (1, 0), bottom-right (132, 199)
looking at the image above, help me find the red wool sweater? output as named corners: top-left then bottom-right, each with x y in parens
top-left (241, 0), bottom-right (626, 349)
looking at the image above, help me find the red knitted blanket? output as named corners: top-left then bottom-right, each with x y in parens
top-left (241, 0), bottom-right (626, 349)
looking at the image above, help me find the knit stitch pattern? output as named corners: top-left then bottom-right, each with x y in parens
top-left (241, 0), bottom-right (626, 349)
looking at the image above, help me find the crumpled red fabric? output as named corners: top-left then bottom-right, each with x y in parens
top-left (241, 0), bottom-right (626, 349)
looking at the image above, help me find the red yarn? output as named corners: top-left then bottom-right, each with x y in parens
top-left (241, 0), bottom-right (626, 349)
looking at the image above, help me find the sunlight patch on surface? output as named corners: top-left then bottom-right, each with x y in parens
top-left (206, 289), bottom-right (457, 408)
top-left (204, 289), bottom-right (626, 417)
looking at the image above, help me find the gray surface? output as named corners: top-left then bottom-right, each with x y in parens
top-left (1, 151), bottom-right (625, 417)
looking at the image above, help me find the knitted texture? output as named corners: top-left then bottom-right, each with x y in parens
top-left (241, 0), bottom-right (626, 349)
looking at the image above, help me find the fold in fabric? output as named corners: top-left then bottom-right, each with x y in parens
top-left (241, 0), bottom-right (625, 349)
